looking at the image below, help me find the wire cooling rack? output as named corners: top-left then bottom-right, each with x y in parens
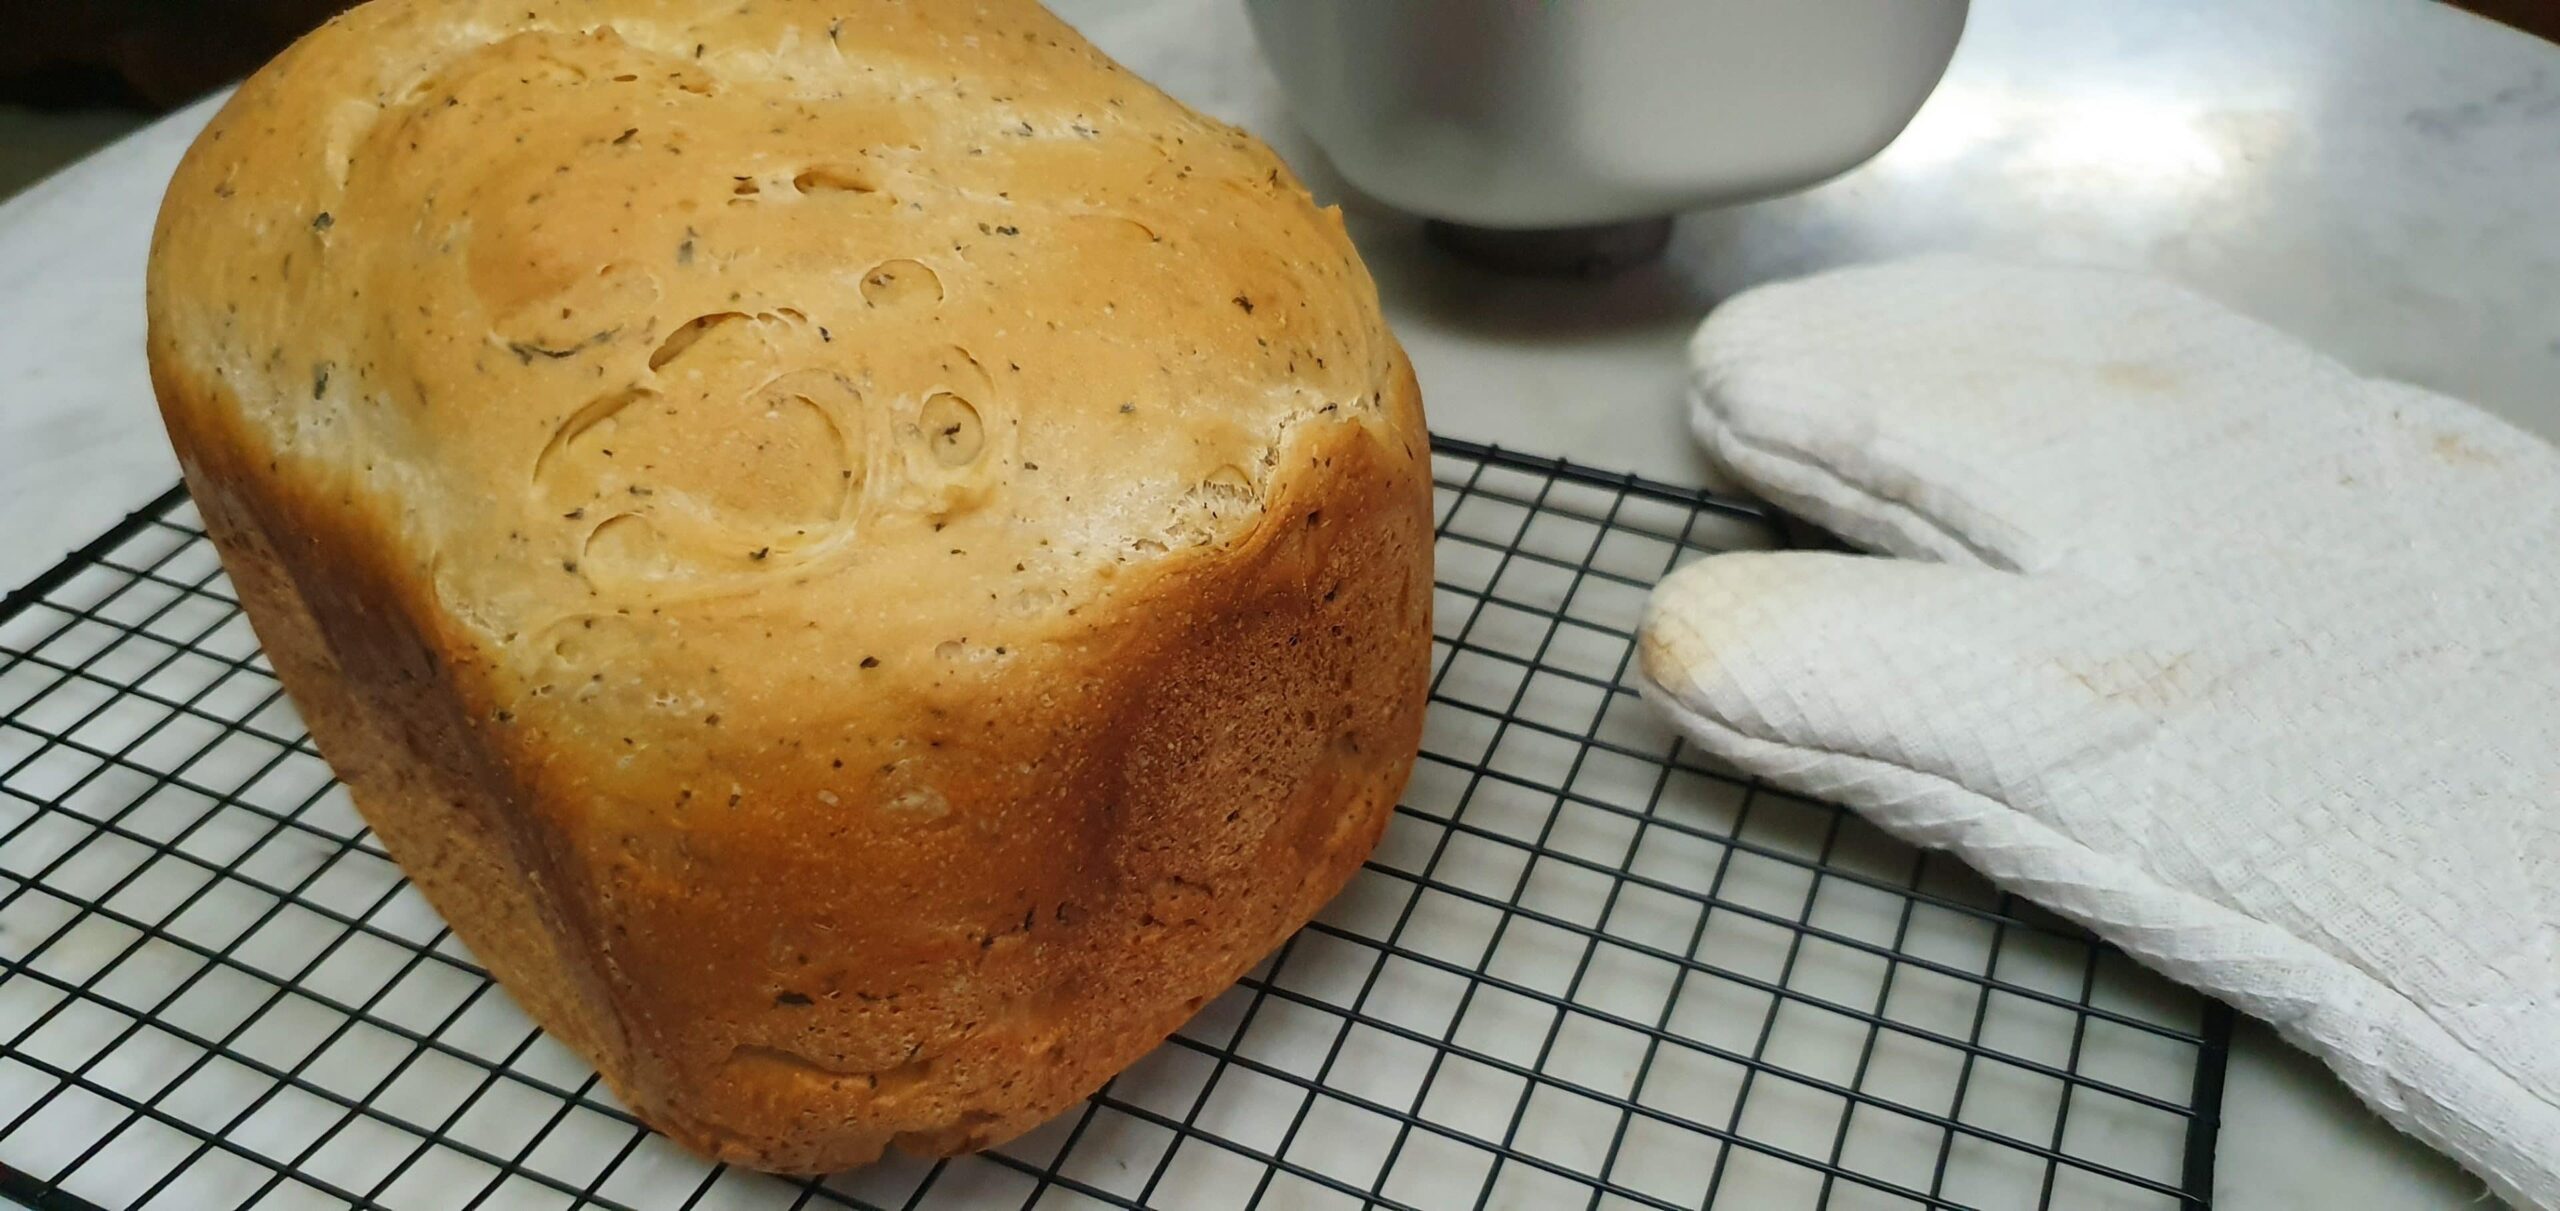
top-left (0, 437), bottom-right (2231, 1211)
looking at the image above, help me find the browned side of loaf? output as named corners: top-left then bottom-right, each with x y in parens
top-left (153, 349), bottom-right (1432, 1171)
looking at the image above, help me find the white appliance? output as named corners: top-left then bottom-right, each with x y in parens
top-left (1244, 0), bottom-right (1969, 272)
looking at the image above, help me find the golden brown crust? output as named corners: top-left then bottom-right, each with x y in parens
top-left (147, 0), bottom-right (1429, 1172)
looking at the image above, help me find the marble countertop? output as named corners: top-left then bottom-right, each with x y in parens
top-left (3, 0), bottom-right (2554, 1205)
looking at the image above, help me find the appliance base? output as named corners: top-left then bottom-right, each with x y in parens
top-left (1424, 217), bottom-right (1675, 278)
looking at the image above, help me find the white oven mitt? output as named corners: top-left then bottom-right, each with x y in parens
top-left (1636, 257), bottom-right (2560, 1209)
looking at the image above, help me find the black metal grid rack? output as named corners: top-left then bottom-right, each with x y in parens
top-left (0, 437), bottom-right (2231, 1211)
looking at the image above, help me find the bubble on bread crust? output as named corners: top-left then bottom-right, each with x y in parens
top-left (893, 1109), bottom-right (1005, 1157)
top-left (495, 262), bottom-right (660, 356)
top-left (318, 97), bottom-right (380, 189)
top-left (875, 346), bottom-right (1010, 522)
top-left (934, 640), bottom-right (965, 662)
top-left (534, 307), bottom-right (860, 586)
top-left (737, 379), bottom-right (860, 524)
top-left (581, 514), bottom-right (677, 585)
top-left (884, 787), bottom-right (951, 822)
top-left (649, 312), bottom-right (749, 371)
top-left (1055, 212), bottom-right (1164, 254)
top-left (1153, 465), bottom-right (1264, 549)
top-left (531, 386), bottom-right (650, 488)
top-left (786, 164), bottom-right (897, 213)
top-left (1202, 465), bottom-right (1256, 499)
top-left (1009, 586), bottom-right (1066, 617)
top-left (793, 165), bottom-right (875, 194)
top-left (918, 393), bottom-right (985, 467)
top-left (860, 259), bottom-right (943, 310)
top-left (1185, 464), bottom-right (1261, 525)
top-left (539, 614), bottom-right (635, 670)
top-left (723, 1045), bottom-right (938, 1101)
top-left (428, 556), bottom-right (507, 639)
top-left (575, 369), bottom-right (854, 535)
top-left (936, 345), bottom-right (992, 391)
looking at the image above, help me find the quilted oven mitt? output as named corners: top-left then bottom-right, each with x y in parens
top-left (1636, 258), bottom-right (2560, 1209)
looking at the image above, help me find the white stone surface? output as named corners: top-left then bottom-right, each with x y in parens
top-left (3, 0), bottom-right (2554, 1205)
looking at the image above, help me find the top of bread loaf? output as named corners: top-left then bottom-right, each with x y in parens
top-left (149, 0), bottom-right (1400, 687)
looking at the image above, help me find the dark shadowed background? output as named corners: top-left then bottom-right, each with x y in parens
top-left (0, 0), bottom-right (2552, 201)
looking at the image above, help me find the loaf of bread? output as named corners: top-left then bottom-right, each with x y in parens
top-left (145, 0), bottom-right (1430, 1171)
